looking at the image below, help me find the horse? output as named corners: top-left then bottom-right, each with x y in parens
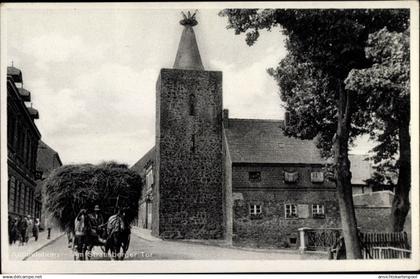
top-left (105, 212), bottom-right (130, 260)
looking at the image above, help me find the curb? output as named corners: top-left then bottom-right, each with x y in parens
top-left (129, 230), bottom-right (328, 258)
top-left (22, 232), bottom-right (65, 261)
top-left (166, 239), bottom-right (301, 254)
top-left (131, 228), bottom-right (162, 242)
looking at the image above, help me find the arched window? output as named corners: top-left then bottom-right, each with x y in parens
top-left (191, 134), bottom-right (196, 153)
top-left (189, 94), bottom-right (196, 116)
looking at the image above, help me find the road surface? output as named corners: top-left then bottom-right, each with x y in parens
top-left (26, 233), bottom-right (326, 261)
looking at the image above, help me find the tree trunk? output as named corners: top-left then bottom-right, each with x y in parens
top-left (335, 80), bottom-right (362, 259)
top-left (392, 121), bottom-right (411, 232)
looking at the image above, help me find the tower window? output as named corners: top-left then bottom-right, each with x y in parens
top-left (189, 94), bottom-right (196, 116)
top-left (191, 134), bottom-right (195, 153)
top-left (311, 171), bottom-right (324, 183)
top-left (249, 171), bottom-right (261, 182)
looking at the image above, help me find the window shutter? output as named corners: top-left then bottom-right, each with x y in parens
top-left (284, 171), bottom-right (299, 183)
top-left (311, 172), bottom-right (324, 183)
top-left (297, 204), bottom-right (309, 218)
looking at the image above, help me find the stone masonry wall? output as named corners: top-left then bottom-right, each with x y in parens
top-left (232, 164), bottom-right (340, 248)
top-left (355, 207), bottom-right (393, 232)
top-left (154, 68), bottom-right (224, 239)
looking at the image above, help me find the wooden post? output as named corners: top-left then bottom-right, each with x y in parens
top-left (298, 227), bottom-right (311, 253)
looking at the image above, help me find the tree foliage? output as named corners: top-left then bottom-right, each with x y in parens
top-left (345, 27), bottom-right (410, 231)
top-left (220, 8), bottom-right (409, 257)
top-left (44, 161), bottom-right (143, 231)
top-left (220, 9), bottom-right (408, 77)
top-left (268, 55), bottom-right (337, 159)
top-left (345, 27), bottom-right (409, 175)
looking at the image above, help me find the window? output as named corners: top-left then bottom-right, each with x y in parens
top-left (249, 204), bottom-right (262, 216)
top-left (23, 185), bottom-right (27, 215)
top-left (285, 204), bottom-right (298, 218)
top-left (13, 179), bottom-right (19, 212)
top-left (312, 204), bottom-right (325, 218)
top-left (146, 167), bottom-right (154, 189)
top-left (191, 134), bottom-right (196, 153)
top-left (249, 171), bottom-right (261, 182)
top-left (289, 237), bottom-right (297, 245)
top-left (7, 112), bottom-right (15, 146)
top-left (16, 181), bottom-right (22, 213)
top-left (311, 171), bottom-right (324, 183)
top-left (284, 171), bottom-right (299, 183)
top-left (189, 94), bottom-right (196, 116)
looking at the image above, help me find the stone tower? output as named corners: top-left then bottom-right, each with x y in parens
top-left (153, 12), bottom-right (225, 239)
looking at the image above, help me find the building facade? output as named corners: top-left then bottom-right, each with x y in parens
top-left (7, 66), bottom-right (42, 220)
top-left (131, 16), bottom-right (397, 248)
top-left (36, 141), bottom-right (63, 229)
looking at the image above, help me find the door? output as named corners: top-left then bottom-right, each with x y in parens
top-left (146, 201), bottom-right (152, 229)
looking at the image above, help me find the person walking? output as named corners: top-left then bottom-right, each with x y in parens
top-left (26, 215), bottom-right (33, 243)
top-left (8, 216), bottom-right (13, 245)
top-left (46, 219), bottom-right (52, 240)
top-left (11, 217), bottom-right (19, 245)
top-left (32, 218), bottom-right (40, 241)
top-left (18, 216), bottom-right (28, 245)
top-left (74, 209), bottom-right (90, 260)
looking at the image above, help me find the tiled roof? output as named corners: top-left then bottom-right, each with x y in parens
top-left (131, 120), bottom-right (375, 186)
top-left (36, 141), bottom-right (62, 176)
top-left (131, 146), bottom-right (155, 176)
top-left (224, 119), bottom-right (325, 164)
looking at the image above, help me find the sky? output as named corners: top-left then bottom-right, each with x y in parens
top-left (6, 7), bottom-right (373, 166)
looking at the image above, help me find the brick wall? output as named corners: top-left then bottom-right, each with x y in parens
top-left (154, 68), bottom-right (225, 239)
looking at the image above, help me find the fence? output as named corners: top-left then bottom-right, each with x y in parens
top-left (360, 232), bottom-right (411, 259)
top-left (298, 227), bottom-right (341, 251)
top-left (298, 228), bottom-right (411, 259)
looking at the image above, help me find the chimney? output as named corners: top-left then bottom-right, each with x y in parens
top-left (223, 109), bottom-right (229, 128)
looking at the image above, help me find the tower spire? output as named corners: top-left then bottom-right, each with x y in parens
top-left (173, 10), bottom-right (204, 71)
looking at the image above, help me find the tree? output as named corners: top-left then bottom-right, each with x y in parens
top-left (44, 161), bottom-right (143, 231)
top-left (345, 27), bottom-right (410, 232)
top-left (219, 9), bottom-right (409, 258)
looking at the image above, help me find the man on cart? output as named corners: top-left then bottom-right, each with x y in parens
top-left (86, 204), bottom-right (106, 258)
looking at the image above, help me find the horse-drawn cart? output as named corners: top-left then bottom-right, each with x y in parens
top-left (72, 207), bottom-right (131, 261)
top-left (44, 163), bottom-right (142, 261)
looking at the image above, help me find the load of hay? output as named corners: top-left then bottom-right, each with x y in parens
top-left (44, 162), bottom-right (143, 231)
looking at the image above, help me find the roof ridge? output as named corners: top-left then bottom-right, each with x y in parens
top-left (39, 140), bottom-right (58, 155)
